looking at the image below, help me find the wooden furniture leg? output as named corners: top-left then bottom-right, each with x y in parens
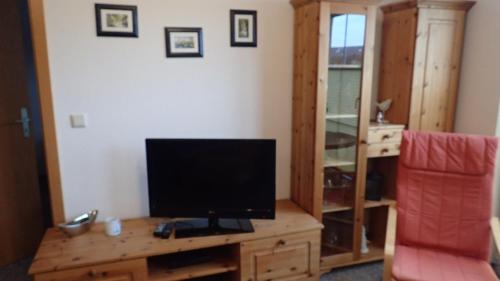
top-left (492, 217), bottom-right (500, 254)
top-left (383, 204), bottom-right (397, 281)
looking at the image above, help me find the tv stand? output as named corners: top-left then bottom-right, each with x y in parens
top-left (29, 200), bottom-right (323, 281)
top-left (175, 217), bottom-right (254, 238)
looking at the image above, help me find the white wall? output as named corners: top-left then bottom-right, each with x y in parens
top-left (454, 0), bottom-right (500, 216)
top-left (43, 0), bottom-right (294, 220)
top-left (455, 0), bottom-right (500, 136)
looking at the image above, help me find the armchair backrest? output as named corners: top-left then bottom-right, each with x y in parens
top-left (396, 131), bottom-right (498, 261)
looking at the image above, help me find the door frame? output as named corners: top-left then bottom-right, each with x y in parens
top-left (28, 0), bottom-right (65, 224)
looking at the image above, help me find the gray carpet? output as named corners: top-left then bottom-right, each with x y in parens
top-left (321, 262), bottom-right (383, 281)
top-left (1, 259), bottom-right (498, 281)
top-left (321, 261), bottom-right (500, 281)
top-left (1, 260), bottom-right (384, 281)
top-left (0, 259), bottom-right (32, 281)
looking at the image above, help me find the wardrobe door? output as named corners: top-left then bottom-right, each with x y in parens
top-left (409, 8), bottom-right (466, 132)
top-left (378, 8), bottom-right (417, 126)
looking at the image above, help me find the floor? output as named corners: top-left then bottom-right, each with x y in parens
top-left (0, 259), bottom-right (32, 281)
top-left (321, 262), bottom-right (383, 281)
top-left (1, 259), bottom-right (498, 281)
top-left (0, 259), bottom-right (384, 281)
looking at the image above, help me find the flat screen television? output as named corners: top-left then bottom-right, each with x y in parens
top-left (146, 139), bottom-right (276, 238)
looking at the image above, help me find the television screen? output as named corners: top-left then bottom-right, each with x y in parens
top-left (146, 139), bottom-right (276, 220)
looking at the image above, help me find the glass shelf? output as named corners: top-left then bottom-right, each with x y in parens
top-left (324, 158), bottom-right (355, 168)
top-left (326, 114), bottom-right (358, 120)
top-left (328, 64), bottom-right (362, 70)
top-left (325, 131), bottom-right (357, 150)
top-left (323, 197), bottom-right (396, 214)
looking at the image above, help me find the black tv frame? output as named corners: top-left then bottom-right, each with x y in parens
top-left (145, 138), bottom-right (276, 238)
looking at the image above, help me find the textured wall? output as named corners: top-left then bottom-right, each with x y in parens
top-left (43, 0), bottom-right (294, 220)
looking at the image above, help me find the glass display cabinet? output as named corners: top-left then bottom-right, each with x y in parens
top-left (322, 13), bottom-right (366, 257)
top-left (290, 0), bottom-right (381, 271)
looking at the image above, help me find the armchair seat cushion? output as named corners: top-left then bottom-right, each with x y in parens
top-left (393, 245), bottom-right (498, 281)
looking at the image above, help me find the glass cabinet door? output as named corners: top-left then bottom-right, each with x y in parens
top-left (322, 13), bottom-right (366, 257)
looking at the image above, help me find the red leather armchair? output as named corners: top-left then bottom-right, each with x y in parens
top-left (383, 131), bottom-right (500, 281)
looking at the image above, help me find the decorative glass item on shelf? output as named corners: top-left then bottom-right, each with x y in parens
top-left (376, 99), bottom-right (392, 124)
top-left (322, 12), bottom-right (366, 257)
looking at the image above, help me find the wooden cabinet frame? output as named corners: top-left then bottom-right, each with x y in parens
top-left (291, 0), bottom-right (379, 270)
top-left (28, 0), bottom-right (65, 224)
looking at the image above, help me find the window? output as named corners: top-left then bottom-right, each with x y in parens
top-left (329, 14), bottom-right (366, 66)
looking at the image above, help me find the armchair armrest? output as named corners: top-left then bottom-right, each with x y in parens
top-left (383, 204), bottom-right (397, 281)
top-left (492, 217), bottom-right (500, 253)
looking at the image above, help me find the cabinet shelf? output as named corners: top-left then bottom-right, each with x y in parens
top-left (359, 243), bottom-right (385, 263)
top-left (148, 258), bottom-right (237, 281)
top-left (323, 202), bottom-right (353, 213)
top-left (325, 132), bottom-right (357, 150)
top-left (321, 243), bottom-right (384, 270)
top-left (321, 243), bottom-right (352, 257)
top-left (324, 158), bottom-right (356, 168)
top-left (365, 197), bottom-right (395, 209)
top-left (328, 64), bottom-right (362, 70)
top-left (326, 114), bottom-right (358, 120)
top-left (322, 197), bottom-right (395, 214)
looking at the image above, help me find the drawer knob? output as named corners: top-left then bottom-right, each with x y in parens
top-left (381, 148), bottom-right (389, 154)
top-left (277, 239), bottom-right (286, 246)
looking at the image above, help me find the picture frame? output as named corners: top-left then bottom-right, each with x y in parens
top-left (165, 27), bottom-right (204, 58)
top-left (95, 4), bottom-right (138, 37)
top-left (230, 10), bottom-right (257, 47)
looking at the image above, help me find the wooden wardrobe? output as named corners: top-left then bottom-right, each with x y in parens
top-left (290, 0), bottom-right (474, 272)
top-left (378, 0), bottom-right (475, 131)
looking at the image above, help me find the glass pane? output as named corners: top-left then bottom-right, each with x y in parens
top-left (330, 15), bottom-right (347, 65)
top-left (329, 15), bottom-right (366, 66)
top-left (345, 15), bottom-right (366, 65)
top-left (322, 211), bottom-right (354, 256)
top-left (322, 13), bottom-right (366, 257)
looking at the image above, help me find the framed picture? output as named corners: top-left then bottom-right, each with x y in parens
top-left (230, 10), bottom-right (257, 47)
top-left (95, 4), bottom-right (138, 37)
top-left (165, 27), bottom-right (204, 58)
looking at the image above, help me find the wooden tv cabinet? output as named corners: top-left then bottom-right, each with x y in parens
top-left (29, 200), bottom-right (323, 281)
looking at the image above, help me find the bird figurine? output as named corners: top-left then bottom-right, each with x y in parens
top-left (376, 99), bottom-right (392, 124)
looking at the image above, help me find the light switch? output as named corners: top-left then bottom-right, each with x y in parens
top-left (70, 114), bottom-right (88, 128)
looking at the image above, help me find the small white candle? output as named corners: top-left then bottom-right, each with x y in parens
top-left (105, 217), bottom-right (122, 236)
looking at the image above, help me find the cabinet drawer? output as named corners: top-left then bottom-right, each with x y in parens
top-left (240, 230), bottom-right (320, 281)
top-left (367, 128), bottom-right (403, 144)
top-left (34, 259), bottom-right (147, 281)
top-left (367, 142), bottom-right (400, 158)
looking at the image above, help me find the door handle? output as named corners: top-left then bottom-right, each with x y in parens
top-left (16, 107), bottom-right (31, 138)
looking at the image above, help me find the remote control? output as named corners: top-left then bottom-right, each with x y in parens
top-left (153, 223), bottom-right (167, 237)
top-left (160, 222), bottom-right (174, 239)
